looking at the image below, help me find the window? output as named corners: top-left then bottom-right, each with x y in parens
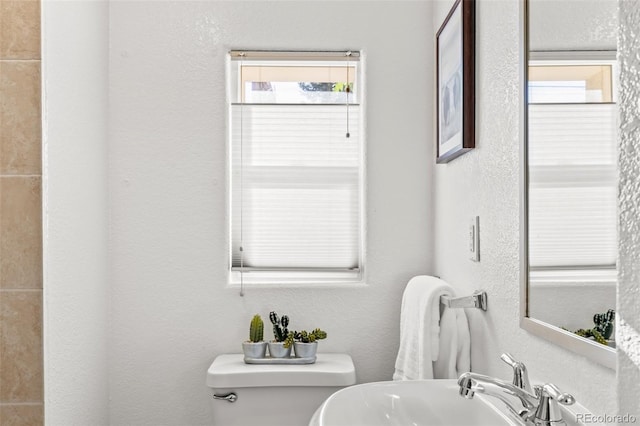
top-left (229, 51), bottom-right (363, 284)
top-left (528, 57), bottom-right (617, 272)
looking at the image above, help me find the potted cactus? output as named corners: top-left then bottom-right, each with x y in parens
top-left (242, 314), bottom-right (267, 358)
top-left (574, 309), bottom-right (616, 346)
top-left (268, 311), bottom-right (294, 358)
top-left (593, 309), bottom-right (615, 342)
top-left (292, 328), bottom-right (327, 358)
top-left (567, 309), bottom-right (616, 347)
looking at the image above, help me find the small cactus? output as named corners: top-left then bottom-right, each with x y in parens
top-left (312, 328), bottom-right (327, 340)
top-left (294, 330), bottom-right (308, 343)
top-left (283, 332), bottom-right (294, 349)
top-left (269, 311), bottom-right (290, 342)
top-left (574, 328), bottom-right (588, 338)
top-left (591, 329), bottom-right (607, 345)
top-left (293, 328), bottom-right (327, 343)
top-left (249, 314), bottom-right (264, 343)
top-left (593, 309), bottom-right (615, 340)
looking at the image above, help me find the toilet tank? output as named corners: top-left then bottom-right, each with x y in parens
top-left (206, 354), bottom-right (356, 426)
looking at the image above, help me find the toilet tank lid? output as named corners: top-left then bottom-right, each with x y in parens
top-left (206, 354), bottom-right (356, 388)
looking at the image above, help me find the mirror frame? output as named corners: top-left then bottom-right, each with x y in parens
top-left (518, 0), bottom-right (616, 370)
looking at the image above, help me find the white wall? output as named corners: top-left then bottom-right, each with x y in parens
top-left (617, 0), bottom-right (640, 417)
top-left (528, 282), bottom-right (616, 331)
top-left (42, 0), bottom-right (110, 424)
top-left (431, 0), bottom-right (615, 416)
top-left (108, 1), bottom-right (433, 424)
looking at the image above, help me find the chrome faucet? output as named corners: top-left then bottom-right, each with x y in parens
top-left (458, 372), bottom-right (539, 422)
top-left (457, 354), bottom-right (575, 426)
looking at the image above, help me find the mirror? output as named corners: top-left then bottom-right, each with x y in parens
top-left (520, 0), bottom-right (618, 368)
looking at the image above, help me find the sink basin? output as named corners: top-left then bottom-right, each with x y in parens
top-left (309, 380), bottom-right (518, 426)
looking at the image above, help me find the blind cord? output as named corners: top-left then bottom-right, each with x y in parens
top-left (239, 53), bottom-right (246, 297)
top-left (345, 51), bottom-right (352, 138)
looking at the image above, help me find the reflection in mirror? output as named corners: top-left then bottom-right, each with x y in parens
top-left (523, 0), bottom-right (618, 366)
top-left (528, 53), bottom-right (617, 343)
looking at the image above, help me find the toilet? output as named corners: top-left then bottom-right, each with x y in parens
top-left (206, 353), bottom-right (356, 426)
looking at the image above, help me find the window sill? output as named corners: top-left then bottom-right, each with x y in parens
top-left (226, 281), bottom-right (369, 290)
top-left (227, 269), bottom-right (366, 288)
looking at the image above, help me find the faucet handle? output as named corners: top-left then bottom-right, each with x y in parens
top-left (533, 384), bottom-right (575, 425)
top-left (500, 353), bottom-right (532, 393)
top-left (535, 384), bottom-right (575, 405)
top-left (500, 352), bottom-right (525, 369)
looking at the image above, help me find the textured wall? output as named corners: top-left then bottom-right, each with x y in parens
top-left (432, 0), bottom-right (615, 416)
top-left (617, 0), bottom-right (640, 417)
top-left (41, 1), bottom-right (110, 424)
top-left (0, 0), bottom-right (43, 424)
top-left (108, 1), bottom-right (433, 424)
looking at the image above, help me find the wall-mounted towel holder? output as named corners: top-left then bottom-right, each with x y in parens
top-left (440, 290), bottom-right (488, 311)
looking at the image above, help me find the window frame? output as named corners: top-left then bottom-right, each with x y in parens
top-left (226, 51), bottom-right (366, 287)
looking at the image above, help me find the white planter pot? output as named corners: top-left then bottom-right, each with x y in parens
top-left (268, 341), bottom-right (292, 358)
top-left (242, 341), bottom-right (267, 358)
top-left (293, 341), bottom-right (318, 358)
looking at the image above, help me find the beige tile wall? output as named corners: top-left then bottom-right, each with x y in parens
top-left (0, 1), bottom-right (43, 425)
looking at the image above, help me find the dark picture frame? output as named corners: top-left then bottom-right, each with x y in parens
top-left (436, 0), bottom-right (475, 163)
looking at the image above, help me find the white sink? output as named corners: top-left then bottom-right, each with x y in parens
top-left (309, 379), bottom-right (519, 426)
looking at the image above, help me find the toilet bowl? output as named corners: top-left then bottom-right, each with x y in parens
top-left (206, 353), bottom-right (355, 426)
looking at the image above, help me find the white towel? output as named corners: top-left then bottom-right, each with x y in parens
top-left (393, 276), bottom-right (452, 381)
top-left (433, 305), bottom-right (471, 379)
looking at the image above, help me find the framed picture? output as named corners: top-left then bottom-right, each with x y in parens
top-left (436, 0), bottom-right (475, 163)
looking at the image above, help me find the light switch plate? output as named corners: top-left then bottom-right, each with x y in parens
top-left (470, 216), bottom-right (480, 262)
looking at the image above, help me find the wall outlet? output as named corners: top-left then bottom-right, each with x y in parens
top-left (469, 216), bottom-right (480, 262)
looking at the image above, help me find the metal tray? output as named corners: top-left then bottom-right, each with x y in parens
top-left (243, 356), bottom-right (317, 365)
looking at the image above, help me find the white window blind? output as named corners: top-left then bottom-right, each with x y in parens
top-left (229, 52), bottom-right (363, 281)
top-left (528, 103), bottom-right (617, 269)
